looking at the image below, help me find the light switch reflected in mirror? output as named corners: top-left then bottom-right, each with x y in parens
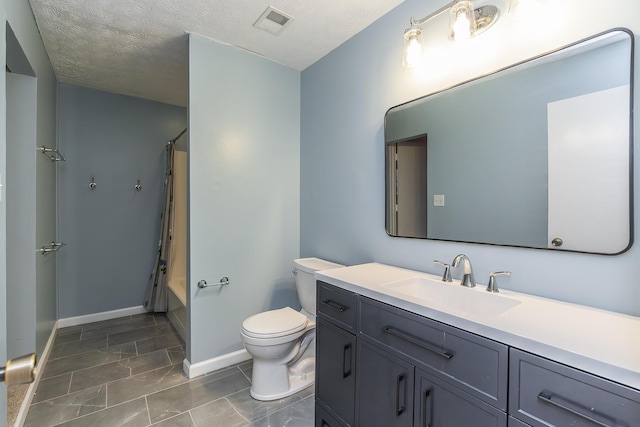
top-left (385, 28), bottom-right (633, 255)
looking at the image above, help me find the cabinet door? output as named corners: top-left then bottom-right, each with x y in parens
top-left (316, 319), bottom-right (356, 426)
top-left (356, 341), bottom-right (414, 427)
top-left (415, 370), bottom-right (507, 427)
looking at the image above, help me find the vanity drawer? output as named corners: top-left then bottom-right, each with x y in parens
top-left (358, 296), bottom-right (508, 410)
top-left (317, 281), bottom-right (357, 332)
top-left (509, 348), bottom-right (640, 427)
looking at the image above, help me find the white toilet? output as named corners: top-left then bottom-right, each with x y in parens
top-left (241, 257), bottom-right (344, 401)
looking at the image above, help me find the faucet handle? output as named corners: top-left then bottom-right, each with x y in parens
top-left (486, 271), bottom-right (511, 293)
top-left (433, 260), bottom-right (452, 283)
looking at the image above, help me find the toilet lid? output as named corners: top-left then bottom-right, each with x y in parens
top-left (242, 307), bottom-right (308, 339)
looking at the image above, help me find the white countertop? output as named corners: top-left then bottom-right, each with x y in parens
top-left (315, 262), bottom-right (640, 391)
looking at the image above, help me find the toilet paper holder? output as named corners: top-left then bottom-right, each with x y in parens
top-left (198, 277), bottom-right (230, 289)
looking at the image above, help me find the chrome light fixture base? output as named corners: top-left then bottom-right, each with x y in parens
top-left (472, 5), bottom-right (499, 37)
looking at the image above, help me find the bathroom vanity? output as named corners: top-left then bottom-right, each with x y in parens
top-left (314, 263), bottom-right (640, 427)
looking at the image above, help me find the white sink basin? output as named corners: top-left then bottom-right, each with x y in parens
top-left (380, 277), bottom-right (521, 317)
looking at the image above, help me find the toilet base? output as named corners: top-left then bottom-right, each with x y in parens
top-left (249, 355), bottom-right (315, 401)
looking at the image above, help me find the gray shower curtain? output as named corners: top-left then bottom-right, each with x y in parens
top-left (144, 141), bottom-right (176, 312)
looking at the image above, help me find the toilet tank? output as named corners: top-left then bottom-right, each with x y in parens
top-left (293, 258), bottom-right (344, 315)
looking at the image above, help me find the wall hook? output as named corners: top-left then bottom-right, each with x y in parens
top-left (89, 176), bottom-right (97, 190)
top-left (134, 179), bottom-right (142, 191)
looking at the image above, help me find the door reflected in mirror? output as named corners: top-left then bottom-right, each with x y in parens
top-left (385, 29), bottom-right (633, 255)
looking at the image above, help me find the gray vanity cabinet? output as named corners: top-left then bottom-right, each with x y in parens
top-left (316, 280), bottom-right (640, 427)
top-left (316, 282), bottom-right (358, 426)
top-left (316, 282), bottom-right (509, 426)
top-left (356, 341), bottom-right (414, 427)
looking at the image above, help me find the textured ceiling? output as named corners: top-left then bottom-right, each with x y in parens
top-left (28, 0), bottom-right (405, 107)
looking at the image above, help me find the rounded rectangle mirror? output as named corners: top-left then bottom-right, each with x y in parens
top-left (385, 28), bottom-right (634, 255)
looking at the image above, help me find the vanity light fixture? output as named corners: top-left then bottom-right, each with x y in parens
top-left (403, 0), bottom-right (500, 67)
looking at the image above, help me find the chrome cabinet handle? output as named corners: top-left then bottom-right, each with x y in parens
top-left (537, 392), bottom-right (614, 427)
top-left (382, 326), bottom-right (454, 359)
top-left (321, 299), bottom-right (347, 312)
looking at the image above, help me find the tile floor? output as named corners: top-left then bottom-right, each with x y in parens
top-left (23, 313), bottom-right (314, 426)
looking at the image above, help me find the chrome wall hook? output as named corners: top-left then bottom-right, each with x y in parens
top-left (37, 241), bottom-right (66, 255)
top-left (37, 146), bottom-right (65, 162)
top-left (134, 179), bottom-right (142, 191)
top-left (89, 176), bottom-right (97, 190)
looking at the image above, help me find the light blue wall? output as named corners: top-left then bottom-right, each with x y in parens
top-left (301, 0), bottom-right (640, 316)
top-left (188, 34), bottom-right (300, 364)
top-left (6, 72), bottom-right (37, 359)
top-left (0, 0), bottom-right (57, 413)
top-left (57, 84), bottom-right (186, 317)
top-left (5, 0), bottom-right (58, 357)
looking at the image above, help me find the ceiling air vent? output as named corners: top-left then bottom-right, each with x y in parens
top-left (253, 6), bottom-right (294, 36)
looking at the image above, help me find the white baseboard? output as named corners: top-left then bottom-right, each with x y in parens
top-left (14, 306), bottom-right (149, 425)
top-left (57, 305), bottom-right (148, 328)
top-left (13, 319), bottom-right (59, 427)
top-left (183, 349), bottom-right (252, 379)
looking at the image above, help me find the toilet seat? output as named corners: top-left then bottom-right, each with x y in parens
top-left (242, 307), bottom-right (308, 339)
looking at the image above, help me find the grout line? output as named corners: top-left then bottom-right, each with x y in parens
top-left (145, 395), bottom-right (152, 426)
top-left (238, 365), bottom-right (252, 383)
top-left (67, 372), bottom-right (74, 395)
top-left (48, 345), bottom-right (106, 362)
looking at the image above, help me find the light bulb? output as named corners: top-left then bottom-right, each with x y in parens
top-left (449, 1), bottom-right (477, 41)
top-left (402, 28), bottom-right (423, 68)
top-left (453, 13), bottom-right (472, 39)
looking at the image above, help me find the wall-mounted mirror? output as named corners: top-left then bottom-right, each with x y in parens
top-left (385, 28), bottom-right (633, 255)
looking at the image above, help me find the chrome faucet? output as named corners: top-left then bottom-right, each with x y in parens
top-left (452, 254), bottom-right (475, 287)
